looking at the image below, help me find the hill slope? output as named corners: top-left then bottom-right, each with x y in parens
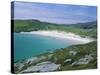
top-left (12, 20), bottom-right (97, 38)
top-left (14, 41), bottom-right (97, 73)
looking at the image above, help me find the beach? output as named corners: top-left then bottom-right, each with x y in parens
top-left (20, 30), bottom-right (94, 44)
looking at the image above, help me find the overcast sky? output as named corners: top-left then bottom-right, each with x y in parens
top-left (13, 1), bottom-right (97, 24)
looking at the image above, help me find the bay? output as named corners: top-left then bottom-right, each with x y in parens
top-left (14, 33), bottom-right (75, 62)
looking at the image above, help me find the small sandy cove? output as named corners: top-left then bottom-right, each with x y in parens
top-left (20, 30), bottom-right (95, 44)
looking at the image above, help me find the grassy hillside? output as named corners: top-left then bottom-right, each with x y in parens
top-left (13, 20), bottom-right (97, 38)
top-left (14, 41), bottom-right (97, 73)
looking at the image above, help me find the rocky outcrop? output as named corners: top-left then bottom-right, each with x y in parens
top-left (22, 61), bottom-right (61, 73)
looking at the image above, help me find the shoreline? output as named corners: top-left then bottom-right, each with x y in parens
top-left (20, 30), bottom-right (95, 44)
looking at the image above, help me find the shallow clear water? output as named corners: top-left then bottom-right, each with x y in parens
top-left (14, 33), bottom-right (74, 62)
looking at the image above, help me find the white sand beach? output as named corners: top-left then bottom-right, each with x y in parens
top-left (20, 30), bottom-right (94, 44)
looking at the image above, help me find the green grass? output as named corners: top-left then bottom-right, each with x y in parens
top-left (53, 41), bottom-right (97, 70)
top-left (13, 19), bottom-right (97, 38)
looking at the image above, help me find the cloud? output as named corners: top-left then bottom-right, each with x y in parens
top-left (13, 1), bottom-right (97, 24)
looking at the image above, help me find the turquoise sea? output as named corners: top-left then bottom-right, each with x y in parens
top-left (14, 33), bottom-right (74, 62)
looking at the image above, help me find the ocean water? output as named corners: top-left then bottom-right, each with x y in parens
top-left (14, 33), bottom-right (74, 62)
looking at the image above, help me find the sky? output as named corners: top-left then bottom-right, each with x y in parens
top-left (13, 1), bottom-right (97, 24)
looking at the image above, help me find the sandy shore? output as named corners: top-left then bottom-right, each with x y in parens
top-left (20, 30), bottom-right (94, 44)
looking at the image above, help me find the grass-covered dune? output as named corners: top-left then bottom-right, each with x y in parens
top-left (14, 41), bottom-right (97, 73)
top-left (13, 20), bottom-right (97, 38)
